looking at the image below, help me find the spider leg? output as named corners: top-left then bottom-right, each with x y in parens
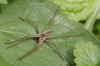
top-left (18, 37), bottom-right (46, 60)
top-left (19, 17), bottom-right (40, 33)
top-left (45, 40), bottom-right (65, 61)
top-left (47, 34), bottom-right (80, 40)
top-left (18, 43), bottom-right (41, 60)
top-left (43, 7), bottom-right (60, 31)
top-left (6, 34), bottom-right (40, 48)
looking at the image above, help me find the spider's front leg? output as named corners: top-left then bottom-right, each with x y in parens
top-left (43, 7), bottom-right (60, 32)
top-left (19, 17), bottom-right (40, 34)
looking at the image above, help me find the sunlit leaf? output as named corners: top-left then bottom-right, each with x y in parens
top-left (50, 0), bottom-right (99, 21)
top-left (74, 41), bottom-right (100, 66)
top-left (0, 0), bottom-right (7, 4)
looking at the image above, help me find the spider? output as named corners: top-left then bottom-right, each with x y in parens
top-left (6, 9), bottom-right (78, 61)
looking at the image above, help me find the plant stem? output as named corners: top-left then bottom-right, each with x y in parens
top-left (84, 3), bottom-right (100, 32)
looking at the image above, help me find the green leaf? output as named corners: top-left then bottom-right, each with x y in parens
top-left (0, 0), bottom-right (100, 66)
top-left (74, 41), bottom-right (100, 66)
top-left (0, 0), bottom-right (8, 4)
top-left (0, 0), bottom-right (69, 66)
top-left (84, 0), bottom-right (100, 32)
top-left (50, 0), bottom-right (99, 21)
top-left (0, 56), bottom-right (12, 66)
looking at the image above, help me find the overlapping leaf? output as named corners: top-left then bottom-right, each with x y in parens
top-left (74, 41), bottom-right (100, 66)
top-left (50, 0), bottom-right (99, 21)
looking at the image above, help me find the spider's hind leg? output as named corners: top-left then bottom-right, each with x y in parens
top-left (6, 34), bottom-right (34, 48)
top-left (18, 35), bottom-right (46, 60)
top-left (18, 41), bottom-right (42, 60)
top-left (46, 40), bottom-right (65, 61)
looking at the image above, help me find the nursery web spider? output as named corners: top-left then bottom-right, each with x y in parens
top-left (6, 9), bottom-right (78, 61)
